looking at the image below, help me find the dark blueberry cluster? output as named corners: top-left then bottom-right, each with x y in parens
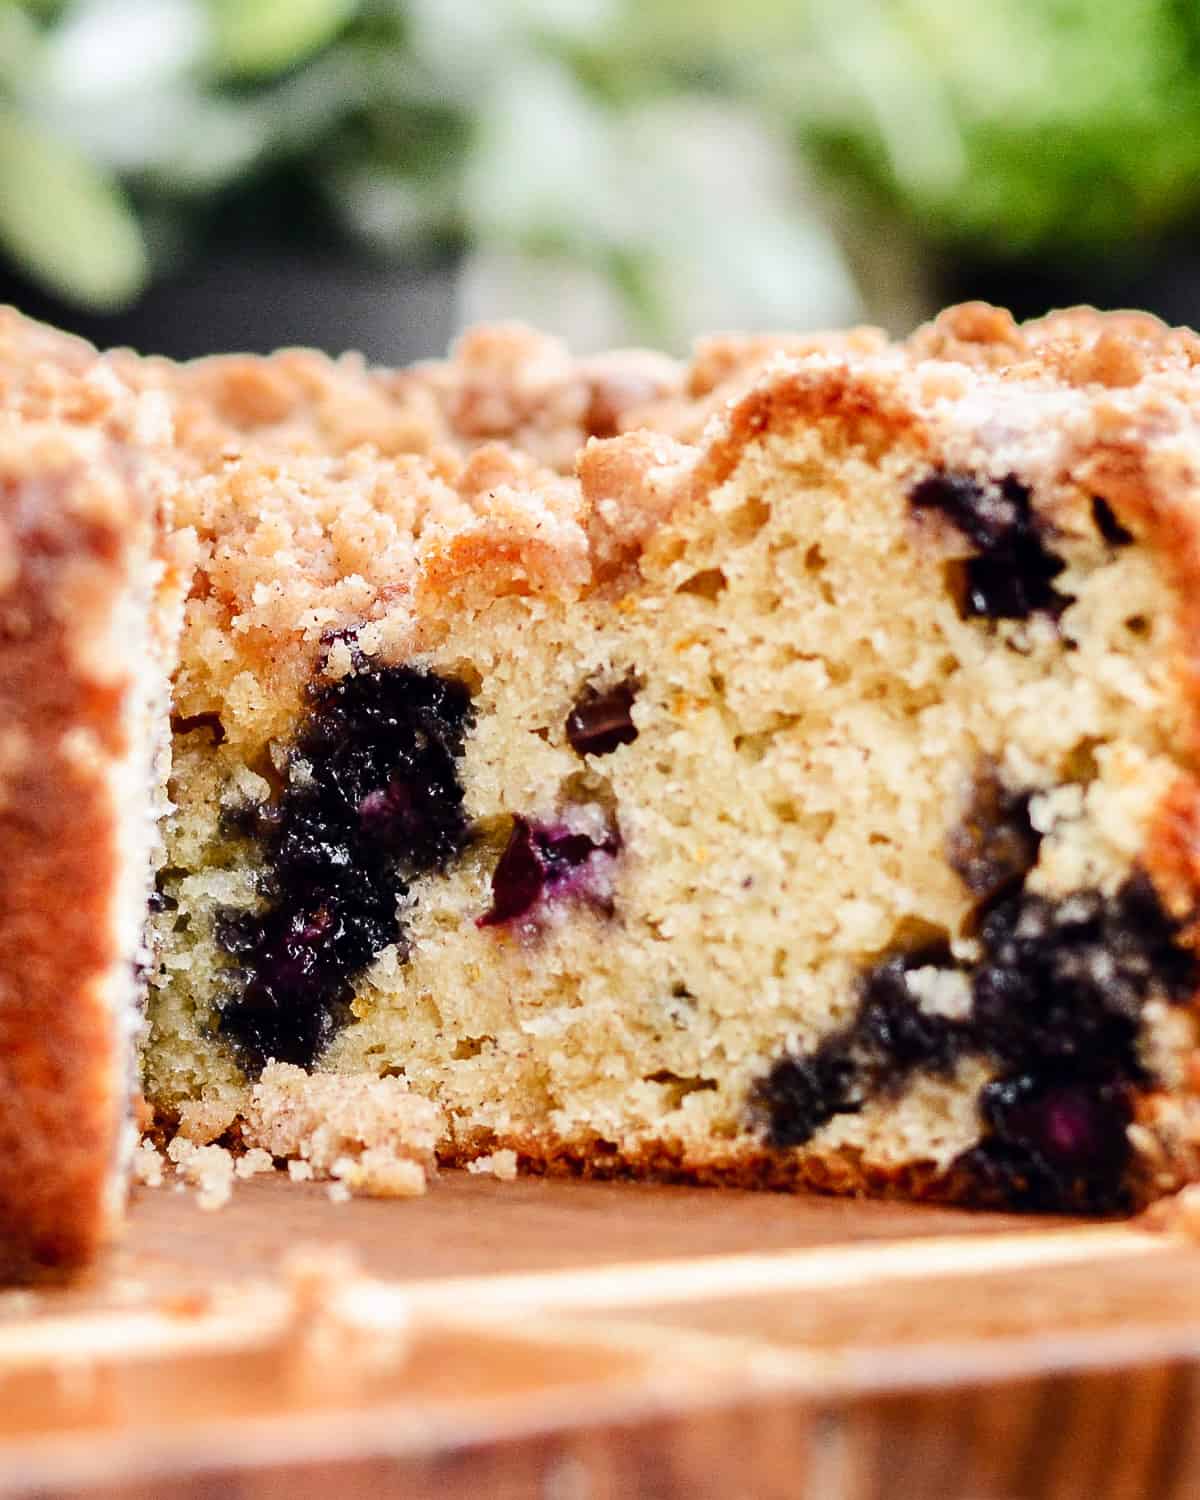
top-left (565, 677), bottom-right (639, 757)
top-left (756, 770), bottom-right (1200, 1211)
top-left (910, 470), bottom-right (1072, 622)
top-left (959, 874), bottom-right (1198, 1211)
top-left (757, 943), bottom-right (968, 1149)
top-left (216, 665), bottom-right (473, 1073)
top-left (478, 815), bottom-right (621, 927)
top-left (969, 877), bottom-right (1195, 1075)
top-left (754, 1042), bottom-right (858, 1151)
top-left (958, 1076), bottom-right (1134, 1213)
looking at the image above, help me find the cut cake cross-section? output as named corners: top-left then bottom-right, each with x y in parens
top-left (142, 302), bottom-right (1200, 1216)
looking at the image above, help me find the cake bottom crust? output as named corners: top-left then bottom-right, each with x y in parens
top-left (440, 1101), bottom-right (1188, 1214)
top-left (436, 1135), bottom-right (1016, 1214)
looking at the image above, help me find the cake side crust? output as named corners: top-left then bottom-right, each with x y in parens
top-left (0, 425), bottom-right (168, 1275)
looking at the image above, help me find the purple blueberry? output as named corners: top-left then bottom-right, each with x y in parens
top-left (477, 818), bottom-right (545, 927)
top-left (960, 1072), bottom-right (1134, 1212)
top-left (478, 814), bottom-right (621, 928)
top-left (566, 678), bottom-right (639, 756)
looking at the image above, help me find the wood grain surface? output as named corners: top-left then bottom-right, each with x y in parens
top-left (0, 1171), bottom-right (1196, 1500)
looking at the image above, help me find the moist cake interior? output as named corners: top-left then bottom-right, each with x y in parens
top-left (142, 313), bottom-right (1200, 1215)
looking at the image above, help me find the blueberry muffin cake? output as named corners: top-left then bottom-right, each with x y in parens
top-left (0, 317), bottom-right (183, 1274)
top-left (140, 301), bottom-right (1200, 1216)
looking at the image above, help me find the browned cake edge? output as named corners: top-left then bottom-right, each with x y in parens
top-left (0, 427), bottom-right (165, 1277)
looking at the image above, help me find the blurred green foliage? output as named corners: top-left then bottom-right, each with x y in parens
top-left (0, 105), bottom-right (147, 307)
top-left (3, 0), bottom-right (1200, 322)
top-left (786, 0), bottom-right (1200, 258)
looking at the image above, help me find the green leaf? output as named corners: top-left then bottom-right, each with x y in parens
top-left (209, 0), bottom-right (359, 79)
top-left (0, 109), bottom-right (148, 309)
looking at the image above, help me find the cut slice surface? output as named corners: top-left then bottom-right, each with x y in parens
top-left (144, 303), bottom-right (1200, 1214)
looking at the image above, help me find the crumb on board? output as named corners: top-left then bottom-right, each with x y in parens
top-left (135, 1136), bottom-right (274, 1210)
top-left (466, 1149), bottom-right (519, 1181)
top-left (132, 1064), bottom-right (443, 1207)
top-left (241, 1063), bottom-right (443, 1199)
top-left (235, 1147), bottom-right (275, 1181)
top-left (132, 1138), bottom-right (165, 1188)
top-left (166, 1138), bottom-right (237, 1211)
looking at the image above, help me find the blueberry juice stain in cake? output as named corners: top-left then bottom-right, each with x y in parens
top-left (755, 766), bottom-right (1200, 1211)
top-left (215, 664), bottom-right (474, 1073)
top-left (755, 942), bottom-right (972, 1151)
top-left (952, 878), bottom-right (1184, 1210)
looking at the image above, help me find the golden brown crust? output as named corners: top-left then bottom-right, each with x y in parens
top-left (125, 348), bottom-right (450, 466)
top-left (0, 426), bottom-right (157, 1276)
top-left (108, 321), bottom-right (685, 478)
top-left (908, 300), bottom-right (1200, 376)
top-left (695, 361), bottom-right (931, 494)
top-left (1144, 779), bottom-right (1200, 943)
top-left (403, 324), bottom-right (684, 473)
top-left (440, 1131), bottom-right (1086, 1211)
top-left (576, 431), bottom-right (695, 589)
top-left (129, 297), bottom-right (1200, 645)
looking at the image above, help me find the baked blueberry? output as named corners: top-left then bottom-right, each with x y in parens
top-left (756, 847), bottom-right (1196, 1211)
top-left (216, 665), bottom-right (473, 1072)
top-left (566, 678), bottom-right (639, 757)
top-left (910, 470), bottom-right (1071, 621)
top-left (479, 814), bottom-right (621, 927)
top-left (947, 764), bottom-right (1041, 906)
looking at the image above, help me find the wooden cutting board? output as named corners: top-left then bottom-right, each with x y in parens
top-left (0, 1171), bottom-right (1197, 1500)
